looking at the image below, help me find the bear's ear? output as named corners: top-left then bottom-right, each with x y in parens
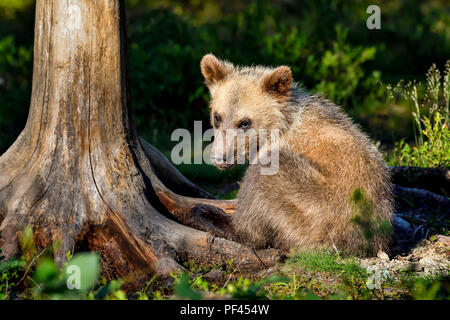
top-left (200, 54), bottom-right (232, 85)
top-left (263, 66), bottom-right (292, 96)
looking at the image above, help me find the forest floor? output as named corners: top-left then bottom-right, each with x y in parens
top-left (135, 235), bottom-right (449, 300)
top-left (133, 179), bottom-right (449, 300)
top-left (1, 167), bottom-right (448, 300)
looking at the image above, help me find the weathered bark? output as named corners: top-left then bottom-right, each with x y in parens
top-left (0, 0), bottom-right (279, 281)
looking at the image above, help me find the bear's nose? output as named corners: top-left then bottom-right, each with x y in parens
top-left (210, 155), bottom-right (227, 164)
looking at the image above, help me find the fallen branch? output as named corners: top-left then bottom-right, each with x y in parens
top-left (390, 166), bottom-right (449, 197)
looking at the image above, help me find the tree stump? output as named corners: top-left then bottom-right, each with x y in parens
top-left (0, 0), bottom-right (280, 281)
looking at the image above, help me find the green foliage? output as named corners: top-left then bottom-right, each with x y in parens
top-left (365, 267), bottom-right (391, 292)
top-left (3, 1), bottom-right (447, 154)
top-left (389, 62), bottom-right (450, 169)
top-left (0, 258), bottom-right (25, 300)
top-left (29, 253), bottom-right (125, 300)
top-left (0, 230), bottom-right (26, 300)
top-left (171, 249), bottom-right (437, 300)
top-left (393, 113), bottom-right (450, 168)
top-left (124, 0), bottom-right (449, 148)
top-left (182, 259), bottom-right (225, 275)
top-left (350, 188), bottom-right (393, 254)
top-left (0, 226), bottom-right (125, 300)
top-left (224, 275), bottom-right (290, 300)
top-left (173, 271), bottom-right (291, 300)
top-left (0, 0), bottom-right (34, 42)
top-left (263, 273), bottom-right (324, 300)
top-left (0, 35), bottom-right (32, 153)
top-left (128, 1), bottom-right (383, 142)
top-left (393, 273), bottom-right (449, 300)
top-left (413, 279), bottom-right (441, 300)
top-left (174, 272), bottom-right (203, 300)
top-left (171, 263), bottom-right (449, 300)
top-left (313, 26), bottom-right (379, 106)
top-left (19, 225), bottom-right (36, 264)
top-left (0, 0), bottom-right (33, 10)
top-left (127, 9), bottom-right (211, 137)
top-left (64, 253), bottom-right (100, 292)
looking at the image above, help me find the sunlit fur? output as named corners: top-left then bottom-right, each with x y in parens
top-left (208, 63), bottom-right (299, 135)
top-left (201, 54), bottom-right (394, 256)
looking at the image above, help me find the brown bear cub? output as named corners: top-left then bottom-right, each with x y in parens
top-left (200, 54), bottom-right (393, 256)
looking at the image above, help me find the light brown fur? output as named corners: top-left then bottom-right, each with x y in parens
top-left (201, 54), bottom-right (394, 256)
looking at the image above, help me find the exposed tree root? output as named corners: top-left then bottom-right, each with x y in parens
top-left (140, 137), bottom-right (236, 215)
top-left (390, 166), bottom-right (449, 197)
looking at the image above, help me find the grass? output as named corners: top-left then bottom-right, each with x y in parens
top-left (162, 249), bottom-right (449, 300)
top-left (278, 250), bottom-right (370, 299)
top-left (410, 275), bottom-right (450, 300)
top-left (286, 250), bottom-right (367, 278)
top-left (387, 62), bottom-right (450, 169)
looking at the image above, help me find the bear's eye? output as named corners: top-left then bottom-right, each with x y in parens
top-left (238, 118), bottom-right (252, 130)
top-left (213, 113), bottom-right (221, 128)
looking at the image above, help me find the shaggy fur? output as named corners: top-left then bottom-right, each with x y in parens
top-left (201, 54), bottom-right (394, 256)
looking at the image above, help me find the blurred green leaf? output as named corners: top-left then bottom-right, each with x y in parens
top-left (34, 258), bottom-right (59, 284)
top-left (174, 272), bottom-right (203, 300)
top-left (64, 252), bottom-right (100, 292)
